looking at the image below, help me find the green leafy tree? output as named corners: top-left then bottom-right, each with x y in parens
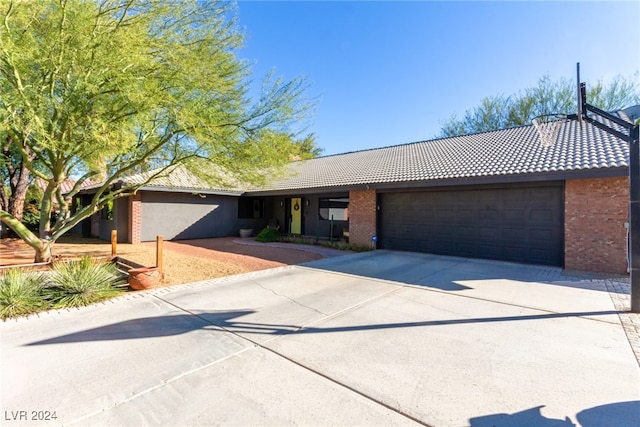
top-left (292, 133), bottom-right (323, 160)
top-left (0, 0), bottom-right (317, 262)
top-left (440, 74), bottom-right (640, 137)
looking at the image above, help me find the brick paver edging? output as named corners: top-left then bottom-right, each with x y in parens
top-left (603, 280), bottom-right (640, 368)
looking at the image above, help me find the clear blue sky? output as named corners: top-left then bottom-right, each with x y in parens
top-left (236, 1), bottom-right (640, 156)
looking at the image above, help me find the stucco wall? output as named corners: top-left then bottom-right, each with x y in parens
top-left (308, 194), bottom-right (349, 239)
top-left (139, 191), bottom-right (239, 242)
top-left (565, 176), bottom-right (629, 274)
top-left (99, 197), bottom-right (129, 242)
top-left (348, 189), bottom-right (377, 248)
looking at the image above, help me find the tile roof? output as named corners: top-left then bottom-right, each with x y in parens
top-left (253, 113), bottom-right (632, 193)
top-left (36, 177), bottom-right (95, 194)
top-left (120, 164), bottom-right (244, 194)
top-left (80, 163), bottom-right (245, 195)
top-left (81, 110), bottom-right (635, 196)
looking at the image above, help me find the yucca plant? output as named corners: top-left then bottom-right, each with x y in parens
top-left (44, 257), bottom-right (127, 308)
top-left (0, 269), bottom-right (47, 320)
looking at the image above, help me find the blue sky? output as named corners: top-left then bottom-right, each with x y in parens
top-left (236, 1), bottom-right (640, 156)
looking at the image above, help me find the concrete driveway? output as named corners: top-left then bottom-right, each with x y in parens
top-left (1, 250), bottom-right (639, 426)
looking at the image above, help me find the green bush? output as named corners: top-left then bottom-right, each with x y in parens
top-left (0, 269), bottom-right (47, 320)
top-left (44, 257), bottom-right (127, 308)
top-left (279, 235), bottom-right (312, 245)
top-left (319, 241), bottom-right (372, 252)
top-left (255, 227), bottom-right (281, 242)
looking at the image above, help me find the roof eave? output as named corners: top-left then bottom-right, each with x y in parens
top-left (135, 185), bottom-right (244, 196)
top-left (77, 184), bottom-right (244, 197)
top-left (245, 166), bottom-right (629, 196)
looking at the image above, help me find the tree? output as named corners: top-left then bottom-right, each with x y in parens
top-left (253, 130), bottom-right (322, 161)
top-left (1, 137), bottom-right (36, 224)
top-left (0, 0), bottom-right (317, 262)
top-left (439, 74), bottom-right (640, 137)
top-left (292, 133), bottom-right (323, 160)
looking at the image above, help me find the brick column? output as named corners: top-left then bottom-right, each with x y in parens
top-left (349, 189), bottom-right (377, 248)
top-left (565, 177), bottom-right (628, 274)
top-left (128, 193), bottom-right (142, 244)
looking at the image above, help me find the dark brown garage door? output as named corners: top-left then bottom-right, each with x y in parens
top-left (379, 183), bottom-right (564, 266)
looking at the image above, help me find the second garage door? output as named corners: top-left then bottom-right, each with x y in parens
top-left (378, 183), bottom-right (564, 266)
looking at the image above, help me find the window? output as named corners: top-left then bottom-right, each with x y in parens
top-left (101, 200), bottom-right (114, 220)
top-left (319, 197), bottom-right (349, 221)
top-left (238, 197), bottom-right (265, 219)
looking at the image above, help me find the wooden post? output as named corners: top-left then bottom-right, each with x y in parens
top-left (156, 235), bottom-right (163, 275)
top-left (111, 230), bottom-right (117, 258)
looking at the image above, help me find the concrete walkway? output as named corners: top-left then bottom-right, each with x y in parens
top-left (233, 237), bottom-right (351, 257)
top-left (2, 251), bottom-right (639, 426)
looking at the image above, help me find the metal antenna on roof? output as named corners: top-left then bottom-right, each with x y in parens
top-left (576, 62), bottom-right (584, 129)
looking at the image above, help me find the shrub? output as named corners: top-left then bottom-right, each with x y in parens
top-left (255, 227), bottom-right (281, 243)
top-left (44, 257), bottom-right (127, 308)
top-left (280, 235), bottom-right (313, 245)
top-left (0, 269), bottom-right (47, 320)
top-left (319, 241), bottom-right (372, 252)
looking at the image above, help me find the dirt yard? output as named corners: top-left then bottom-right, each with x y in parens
top-left (0, 236), bottom-right (325, 287)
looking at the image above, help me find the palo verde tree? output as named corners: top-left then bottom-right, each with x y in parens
top-left (0, 0), bottom-right (317, 262)
top-left (440, 74), bottom-right (640, 137)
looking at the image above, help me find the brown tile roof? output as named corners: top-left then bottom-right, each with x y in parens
top-left (80, 110), bottom-right (635, 196)
top-left (119, 164), bottom-right (244, 194)
top-left (252, 113), bottom-right (631, 193)
top-left (36, 178), bottom-right (95, 194)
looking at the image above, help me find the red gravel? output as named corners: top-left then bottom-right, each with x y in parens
top-left (1, 236), bottom-right (324, 287)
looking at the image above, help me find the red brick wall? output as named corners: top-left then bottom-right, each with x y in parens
top-left (565, 177), bottom-right (628, 274)
top-left (128, 193), bottom-right (142, 244)
top-left (349, 189), bottom-right (377, 248)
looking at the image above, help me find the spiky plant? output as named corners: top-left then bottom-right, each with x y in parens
top-left (0, 269), bottom-right (47, 320)
top-left (44, 257), bottom-right (127, 308)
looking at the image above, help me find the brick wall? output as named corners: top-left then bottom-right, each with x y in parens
top-left (349, 189), bottom-right (377, 248)
top-left (128, 193), bottom-right (142, 244)
top-left (565, 177), bottom-right (628, 274)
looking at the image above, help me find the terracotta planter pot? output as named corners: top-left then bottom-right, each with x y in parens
top-left (128, 266), bottom-right (161, 290)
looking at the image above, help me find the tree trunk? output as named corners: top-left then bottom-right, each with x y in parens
top-left (0, 210), bottom-right (51, 263)
top-left (8, 172), bottom-right (28, 221)
top-left (2, 138), bottom-right (34, 223)
top-left (34, 240), bottom-right (52, 263)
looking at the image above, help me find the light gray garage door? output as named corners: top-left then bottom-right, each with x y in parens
top-left (379, 183), bottom-right (564, 266)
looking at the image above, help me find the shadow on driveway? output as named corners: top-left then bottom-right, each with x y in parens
top-left (468, 401), bottom-right (640, 427)
top-left (26, 309), bottom-right (621, 345)
top-left (302, 250), bottom-right (628, 294)
top-left (469, 405), bottom-right (575, 427)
